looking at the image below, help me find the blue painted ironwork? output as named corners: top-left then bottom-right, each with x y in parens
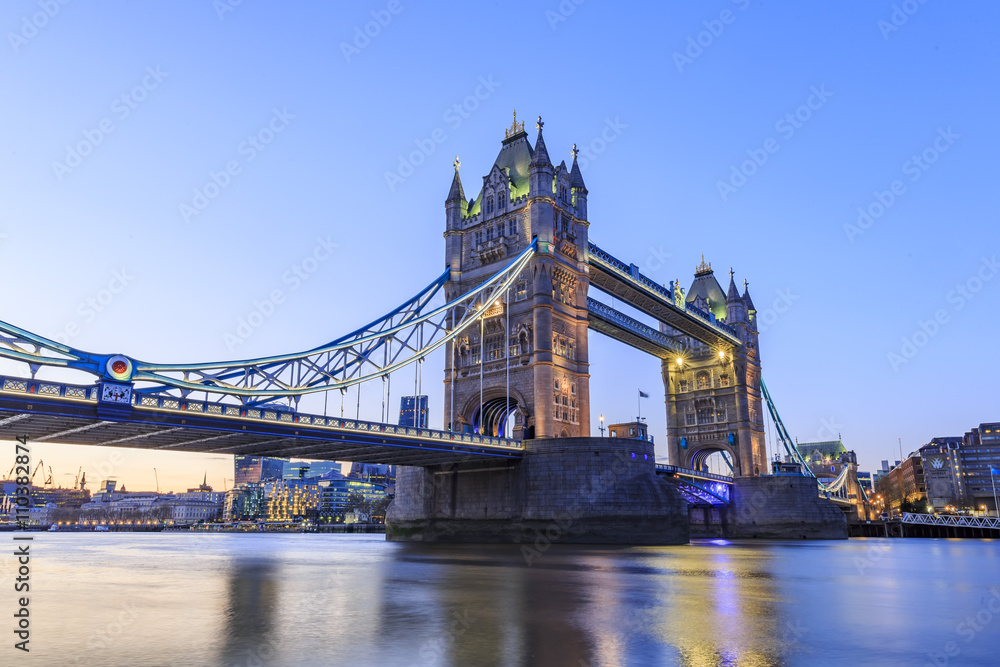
top-left (0, 373), bottom-right (524, 454)
top-left (587, 242), bottom-right (740, 342)
top-left (760, 378), bottom-right (851, 495)
top-left (586, 297), bottom-right (684, 357)
top-left (656, 463), bottom-right (732, 505)
top-left (0, 241), bottom-right (537, 405)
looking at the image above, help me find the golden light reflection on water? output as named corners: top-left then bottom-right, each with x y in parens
top-left (23, 535), bottom-right (1000, 666)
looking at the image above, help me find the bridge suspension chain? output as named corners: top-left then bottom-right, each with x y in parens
top-left (760, 378), bottom-right (842, 493)
top-left (0, 241), bottom-right (537, 404)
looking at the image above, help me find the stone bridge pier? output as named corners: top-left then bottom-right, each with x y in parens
top-left (386, 437), bottom-right (690, 545)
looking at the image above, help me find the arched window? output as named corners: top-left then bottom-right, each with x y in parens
top-left (508, 219), bottom-right (516, 236)
top-left (719, 374), bottom-right (730, 387)
top-left (486, 196), bottom-right (494, 215)
top-left (696, 371), bottom-right (711, 390)
top-left (499, 191), bottom-right (506, 209)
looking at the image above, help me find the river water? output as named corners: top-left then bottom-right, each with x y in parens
top-left (12, 534), bottom-right (1000, 666)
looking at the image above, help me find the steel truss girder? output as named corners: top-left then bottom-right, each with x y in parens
top-left (587, 241), bottom-right (741, 348)
top-left (586, 297), bottom-right (683, 358)
top-left (0, 241), bottom-right (537, 404)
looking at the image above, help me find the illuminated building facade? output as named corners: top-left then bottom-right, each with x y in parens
top-left (234, 455), bottom-right (289, 485)
top-left (399, 395), bottom-right (429, 428)
top-left (318, 478), bottom-right (388, 524)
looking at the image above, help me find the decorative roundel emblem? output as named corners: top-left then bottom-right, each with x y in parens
top-left (106, 355), bottom-right (133, 381)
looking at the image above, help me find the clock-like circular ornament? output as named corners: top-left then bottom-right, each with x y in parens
top-left (106, 355), bottom-right (133, 381)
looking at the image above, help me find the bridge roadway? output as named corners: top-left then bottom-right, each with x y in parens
top-left (0, 375), bottom-right (522, 466)
top-left (587, 242), bottom-right (742, 350)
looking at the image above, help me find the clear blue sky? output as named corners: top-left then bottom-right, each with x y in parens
top-left (1, 1), bottom-right (997, 491)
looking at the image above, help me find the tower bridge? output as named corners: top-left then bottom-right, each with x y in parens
top-left (0, 113), bottom-right (853, 543)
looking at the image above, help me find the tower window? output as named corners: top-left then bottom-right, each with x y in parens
top-left (499, 191), bottom-right (506, 209)
top-left (508, 219), bottom-right (516, 236)
top-left (696, 372), bottom-right (711, 390)
top-left (486, 196), bottom-right (494, 215)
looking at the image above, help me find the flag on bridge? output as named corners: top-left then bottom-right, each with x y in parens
top-left (990, 466), bottom-right (1000, 475)
top-left (638, 390), bottom-right (649, 398)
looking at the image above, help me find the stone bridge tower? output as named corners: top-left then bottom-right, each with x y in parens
top-left (662, 260), bottom-right (766, 476)
top-left (443, 113), bottom-right (591, 439)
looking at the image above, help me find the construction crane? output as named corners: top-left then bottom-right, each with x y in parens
top-left (29, 460), bottom-right (45, 485)
top-left (79, 471), bottom-right (87, 491)
top-left (154, 468), bottom-right (160, 494)
top-left (73, 466), bottom-right (82, 489)
top-left (46, 466), bottom-right (54, 487)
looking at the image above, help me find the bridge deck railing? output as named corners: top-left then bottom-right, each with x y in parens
top-left (0, 375), bottom-right (523, 451)
top-left (587, 243), bottom-right (739, 339)
top-left (655, 464), bottom-right (734, 484)
top-left (586, 298), bottom-right (683, 353)
top-left (901, 512), bottom-right (1000, 529)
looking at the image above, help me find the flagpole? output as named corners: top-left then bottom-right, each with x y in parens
top-left (637, 389), bottom-right (641, 423)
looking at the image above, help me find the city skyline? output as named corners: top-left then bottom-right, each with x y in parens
top-left (2, 2), bottom-right (998, 487)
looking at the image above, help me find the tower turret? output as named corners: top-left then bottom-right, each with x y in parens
top-left (529, 116), bottom-right (553, 197)
top-left (570, 144), bottom-right (588, 220)
top-left (444, 157), bottom-right (468, 271)
top-left (725, 269), bottom-right (745, 324)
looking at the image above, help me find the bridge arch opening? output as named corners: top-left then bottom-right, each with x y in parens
top-left (470, 395), bottom-right (523, 439)
top-left (689, 445), bottom-right (736, 476)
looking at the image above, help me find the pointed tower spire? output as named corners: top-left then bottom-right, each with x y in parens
top-left (742, 279), bottom-right (756, 313)
top-left (726, 270), bottom-right (741, 302)
top-left (530, 116), bottom-right (551, 167)
top-left (569, 143), bottom-right (587, 190)
top-left (447, 156), bottom-right (465, 202)
top-left (725, 268), bottom-right (745, 324)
